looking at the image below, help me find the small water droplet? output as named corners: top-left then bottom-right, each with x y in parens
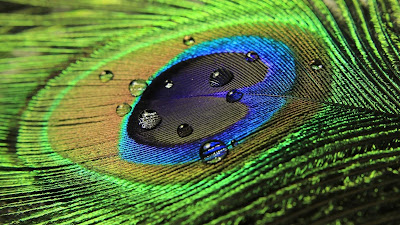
top-left (230, 139), bottom-right (239, 147)
top-left (209, 68), bottom-right (234, 87)
top-left (99, 70), bottom-right (114, 82)
top-left (226, 89), bottom-right (243, 103)
top-left (183, 35), bottom-right (195, 46)
top-left (310, 59), bottom-right (323, 70)
top-left (138, 109), bottom-right (162, 130)
top-left (165, 80), bottom-right (174, 89)
top-left (245, 51), bottom-right (259, 62)
top-left (177, 123), bottom-right (193, 137)
top-left (129, 80), bottom-right (147, 97)
top-left (116, 103), bottom-right (132, 117)
top-left (200, 140), bottom-right (228, 164)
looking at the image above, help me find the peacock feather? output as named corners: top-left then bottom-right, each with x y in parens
top-left (1, 0), bottom-right (400, 224)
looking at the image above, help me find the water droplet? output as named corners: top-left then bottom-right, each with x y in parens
top-left (99, 70), bottom-right (114, 82)
top-left (138, 109), bottom-right (162, 130)
top-left (310, 59), bottom-right (323, 70)
top-left (200, 140), bottom-right (228, 164)
top-left (116, 103), bottom-right (132, 117)
top-left (165, 80), bottom-right (173, 89)
top-left (129, 80), bottom-right (147, 97)
top-left (209, 68), bottom-right (234, 87)
top-left (230, 139), bottom-right (239, 147)
top-left (245, 51), bottom-right (259, 62)
top-left (226, 89), bottom-right (243, 103)
top-left (183, 35), bottom-right (195, 46)
top-left (177, 123), bottom-right (193, 137)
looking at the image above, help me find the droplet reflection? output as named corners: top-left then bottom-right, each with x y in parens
top-left (138, 109), bottom-right (161, 130)
top-left (230, 139), bottom-right (239, 147)
top-left (116, 103), bottom-right (132, 117)
top-left (209, 68), bottom-right (234, 87)
top-left (99, 70), bottom-right (114, 82)
top-left (177, 123), bottom-right (193, 137)
top-left (226, 89), bottom-right (243, 103)
top-left (310, 59), bottom-right (323, 70)
top-left (183, 35), bottom-right (195, 46)
top-left (165, 80), bottom-right (173, 89)
top-left (129, 79), bottom-right (147, 97)
top-left (245, 51), bottom-right (259, 62)
top-left (200, 140), bottom-right (228, 164)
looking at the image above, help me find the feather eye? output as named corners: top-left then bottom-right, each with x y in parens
top-left (42, 21), bottom-right (328, 183)
top-left (120, 36), bottom-right (296, 165)
top-left (2, 0), bottom-right (400, 224)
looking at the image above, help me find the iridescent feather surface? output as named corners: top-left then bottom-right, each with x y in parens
top-left (0, 0), bottom-right (400, 224)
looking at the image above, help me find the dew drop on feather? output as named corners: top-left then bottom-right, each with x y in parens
top-left (226, 89), bottom-right (243, 103)
top-left (200, 140), bottom-right (228, 164)
top-left (209, 68), bottom-right (234, 87)
top-left (116, 103), bottom-right (132, 117)
top-left (129, 79), bottom-right (148, 97)
top-left (99, 70), bottom-right (114, 82)
top-left (177, 123), bottom-right (193, 138)
top-left (138, 109), bottom-right (162, 130)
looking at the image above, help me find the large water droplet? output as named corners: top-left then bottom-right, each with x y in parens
top-left (310, 59), bottom-right (323, 70)
top-left (116, 103), bottom-right (132, 117)
top-left (177, 123), bottom-right (193, 137)
top-left (245, 51), bottom-right (259, 62)
top-left (209, 68), bottom-right (234, 87)
top-left (226, 89), bottom-right (243, 103)
top-left (183, 35), bottom-right (195, 46)
top-left (165, 80), bottom-right (173, 89)
top-left (99, 70), bottom-right (114, 82)
top-left (200, 140), bottom-right (228, 164)
top-left (138, 109), bottom-right (162, 130)
top-left (129, 80), bottom-right (147, 96)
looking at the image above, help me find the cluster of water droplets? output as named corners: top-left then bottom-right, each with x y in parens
top-left (100, 37), bottom-right (323, 164)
